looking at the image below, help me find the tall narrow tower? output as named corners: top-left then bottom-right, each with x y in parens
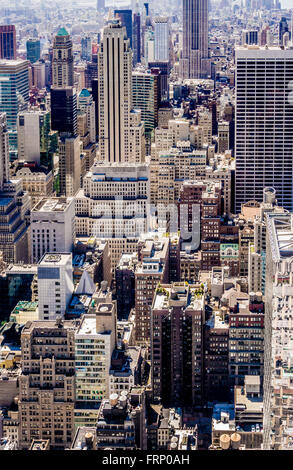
top-left (52, 27), bottom-right (74, 88)
top-left (98, 20), bottom-right (144, 163)
top-left (0, 113), bottom-right (9, 191)
top-left (180, 0), bottom-right (210, 79)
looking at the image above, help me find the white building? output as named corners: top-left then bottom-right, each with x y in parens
top-left (17, 110), bottom-right (50, 164)
top-left (264, 213), bottom-right (293, 450)
top-left (75, 161), bottom-right (149, 270)
top-left (31, 197), bottom-right (75, 263)
top-left (37, 252), bottom-right (74, 320)
top-left (98, 20), bottom-right (145, 163)
top-left (78, 88), bottom-right (96, 144)
top-left (235, 46), bottom-right (293, 213)
top-left (154, 17), bottom-right (169, 62)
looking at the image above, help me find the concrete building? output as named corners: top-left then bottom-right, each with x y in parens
top-left (264, 213), bottom-right (293, 449)
top-left (18, 319), bottom-right (76, 449)
top-left (235, 46), bottom-right (293, 213)
top-left (58, 134), bottom-right (81, 197)
top-left (75, 303), bottom-right (116, 428)
top-left (31, 197), bottom-right (75, 264)
top-left (17, 110), bottom-right (51, 165)
top-left (98, 20), bottom-right (145, 163)
top-left (96, 387), bottom-right (147, 449)
top-left (135, 233), bottom-right (170, 345)
top-left (154, 17), bottom-right (169, 62)
top-left (52, 28), bottom-right (74, 88)
top-left (37, 253), bottom-right (74, 321)
top-left (180, 0), bottom-right (210, 79)
top-left (151, 283), bottom-right (205, 406)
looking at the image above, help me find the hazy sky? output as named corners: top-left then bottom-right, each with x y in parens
top-left (282, 0), bottom-right (292, 9)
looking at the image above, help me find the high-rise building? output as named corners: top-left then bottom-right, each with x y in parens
top-left (52, 27), bottom-right (74, 88)
top-left (279, 17), bottom-right (289, 45)
top-left (0, 25), bottom-right (16, 60)
top-left (78, 88), bottom-right (96, 144)
top-left (242, 30), bottom-right (259, 45)
top-left (17, 110), bottom-right (50, 165)
top-left (151, 283), bottom-right (205, 406)
top-left (98, 20), bottom-right (145, 163)
top-left (264, 213), bottom-right (293, 449)
top-left (0, 59), bottom-right (29, 154)
top-left (37, 253), bottom-right (74, 320)
top-left (58, 134), bottom-right (81, 197)
top-left (50, 87), bottom-right (77, 136)
top-left (26, 38), bottom-right (41, 64)
top-left (235, 46), bottom-right (293, 213)
top-left (0, 113), bottom-right (9, 191)
top-left (133, 12), bottom-right (141, 66)
top-left (114, 9), bottom-right (133, 48)
top-left (18, 319), bottom-right (76, 449)
top-left (31, 197), bottom-right (75, 264)
top-left (81, 37), bottom-right (92, 61)
top-left (75, 301), bottom-right (116, 427)
top-left (132, 70), bottom-right (160, 138)
top-left (154, 17), bottom-right (169, 62)
top-left (180, 0), bottom-right (210, 79)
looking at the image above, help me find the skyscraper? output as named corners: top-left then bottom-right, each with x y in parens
top-left (98, 20), bottom-right (144, 163)
top-left (235, 46), bottom-right (293, 213)
top-left (0, 25), bottom-right (16, 60)
top-left (0, 59), bottom-right (30, 154)
top-left (154, 17), bottom-right (169, 62)
top-left (114, 9), bottom-right (133, 47)
top-left (0, 113), bottom-right (9, 191)
top-left (133, 11), bottom-right (141, 66)
top-left (50, 87), bottom-right (77, 136)
top-left (26, 38), bottom-right (41, 64)
top-left (52, 27), bottom-right (74, 88)
top-left (180, 0), bottom-right (210, 79)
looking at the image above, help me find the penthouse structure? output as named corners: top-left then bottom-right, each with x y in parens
top-left (18, 319), bottom-right (76, 449)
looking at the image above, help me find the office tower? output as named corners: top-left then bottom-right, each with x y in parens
top-left (242, 30), bottom-right (259, 45)
top-left (133, 12), bottom-right (141, 66)
top-left (32, 60), bottom-right (46, 89)
top-left (0, 59), bottom-right (29, 154)
top-left (0, 113), bottom-right (9, 191)
top-left (135, 234), bottom-right (169, 345)
top-left (180, 0), bottom-right (210, 79)
top-left (96, 388), bottom-right (146, 449)
top-left (17, 110), bottom-right (50, 164)
top-left (26, 38), bottom-right (41, 64)
top-left (81, 37), bottom-right (92, 61)
top-left (218, 121), bottom-right (230, 153)
top-left (75, 302), bottom-right (116, 427)
top-left (235, 46), bottom-right (293, 214)
top-left (132, 70), bottom-right (160, 138)
top-left (228, 292), bottom-right (264, 386)
top-left (263, 213), bottom-right (293, 449)
top-left (0, 25), bottom-right (16, 60)
top-left (279, 17), bottom-right (289, 45)
top-left (50, 87), bottom-right (77, 136)
top-left (52, 28), bottom-right (74, 88)
top-left (151, 283), bottom-right (205, 406)
top-left (31, 197), bottom-right (75, 264)
top-left (78, 88), bottom-right (96, 143)
top-left (148, 61), bottom-right (170, 100)
top-left (144, 29), bottom-right (155, 64)
top-left (18, 319), bottom-right (76, 449)
top-left (37, 253), bottom-right (74, 320)
top-left (114, 9), bottom-right (133, 47)
top-left (98, 21), bottom-right (144, 163)
top-left (91, 79), bottom-right (99, 141)
top-left (75, 162), bottom-right (150, 270)
top-left (97, 0), bottom-right (105, 10)
top-left (58, 134), bottom-right (81, 197)
top-left (154, 17), bottom-right (169, 62)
